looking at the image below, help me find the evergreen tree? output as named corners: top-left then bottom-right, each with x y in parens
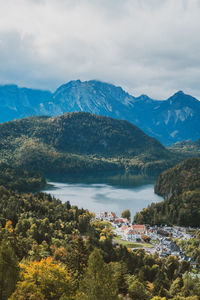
top-left (128, 279), bottom-right (151, 300)
top-left (0, 240), bottom-right (19, 300)
top-left (121, 209), bottom-right (131, 220)
top-left (78, 248), bottom-right (118, 300)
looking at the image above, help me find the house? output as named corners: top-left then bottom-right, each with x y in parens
top-left (98, 211), bottom-right (118, 222)
top-left (107, 212), bottom-right (117, 221)
top-left (132, 224), bottom-right (146, 234)
top-left (98, 211), bottom-right (107, 220)
top-left (121, 225), bottom-right (129, 231)
top-left (119, 225), bottom-right (143, 242)
top-left (113, 218), bottom-right (130, 226)
top-left (124, 229), bottom-right (136, 241)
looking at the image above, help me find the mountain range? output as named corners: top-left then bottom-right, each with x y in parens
top-left (1, 80), bottom-right (200, 145)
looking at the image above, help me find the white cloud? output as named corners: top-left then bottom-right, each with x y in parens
top-left (0, 0), bottom-right (200, 99)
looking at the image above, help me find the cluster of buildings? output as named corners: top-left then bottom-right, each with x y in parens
top-left (115, 224), bottom-right (147, 242)
top-left (97, 211), bottom-right (147, 242)
top-left (148, 225), bottom-right (191, 241)
top-left (97, 212), bottom-right (197, 268)
top-left (146, 225), bottom-right (197, 265)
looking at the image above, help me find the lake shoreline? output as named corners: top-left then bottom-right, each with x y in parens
top-left (42, 174), bottom-right (163, 218)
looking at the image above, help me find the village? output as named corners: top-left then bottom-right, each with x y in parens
top-left (97, 211), bottom-right (197, 268)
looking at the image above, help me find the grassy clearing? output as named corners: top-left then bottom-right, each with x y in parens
top-left (151, 240), bottom-right (157, 244)
top-left (113, 236), bottom-right (154, 248)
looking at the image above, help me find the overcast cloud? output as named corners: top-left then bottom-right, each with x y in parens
top-left (0, 0), bottom-right (200, 98)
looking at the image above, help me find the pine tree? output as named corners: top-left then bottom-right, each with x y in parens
top-left (0, 240), bottom-right (19, 300)
top-left (78, 248), bottom-right (118, 300)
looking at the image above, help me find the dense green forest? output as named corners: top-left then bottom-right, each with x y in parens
top-left (0, 112), bottom-right (179, 178)
top-left (0, 185), bottom-right (199, 299)
top-left (134, 158), bottom-right (200, 227)
top-left (176, 230), bottom-right (200, 268)
top-left (0, 164), bottom-right (45, 192)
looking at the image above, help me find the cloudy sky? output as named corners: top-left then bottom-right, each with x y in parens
top-left (0, 0), bottom-right (200, 99)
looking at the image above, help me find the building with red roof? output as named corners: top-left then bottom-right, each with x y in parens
top-left (132, 224), bottom-right (146, 234)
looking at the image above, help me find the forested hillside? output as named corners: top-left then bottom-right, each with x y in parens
top-left (0, 164), bottom-right (45, 192)
top-left (0, 112), bottom-right (178, 176)
top-left (134, 158), bottom-right (200, 227)
top-left (0, 185), bottom-right (199, 299)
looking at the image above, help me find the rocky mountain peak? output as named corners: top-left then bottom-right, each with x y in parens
top-left (0, 80), bottom-right (200, 145)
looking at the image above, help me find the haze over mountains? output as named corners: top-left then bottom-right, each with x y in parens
top-left (1, 80), bottom-right (200, 145)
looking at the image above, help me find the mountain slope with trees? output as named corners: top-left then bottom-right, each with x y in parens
top-left (0, 80), bottom-right (200, 145)
top-left (134, 158), bottom-right (200, 226)
top-left (0, 183), bottom-right (199, 299)
top-left (52, 83), bottom-right (200, 145)
top-left (0, 112), bottom-right (178, 176)
top-left (0, 164), bottom-right (45, 192)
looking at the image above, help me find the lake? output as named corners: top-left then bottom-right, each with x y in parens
top-left (42, 173), bottom-right (163, 218)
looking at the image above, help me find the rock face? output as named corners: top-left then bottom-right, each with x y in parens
top-left (48, 80), bottom-right (135, 119)
top-left (0, 80), bottom-right (200, 145)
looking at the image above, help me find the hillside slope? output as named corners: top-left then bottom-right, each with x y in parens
top-left (0, 112), bottom-right (176, 175)
top-left (169, 139), bottom-right (200, 158)
top-left (134, 158), bottom-right (200, 226)
top-left (0, 81), bottom-right (200, 145)
top-left (0, 164), bottom-right (45, 192)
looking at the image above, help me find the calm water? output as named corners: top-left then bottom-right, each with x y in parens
top-left (42, 173), bottom-right (163, 218)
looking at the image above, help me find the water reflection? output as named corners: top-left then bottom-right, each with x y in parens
top-left (42, 173), bottom-right (163, 218)
top-left (46, 172), bottom-right (156, 188)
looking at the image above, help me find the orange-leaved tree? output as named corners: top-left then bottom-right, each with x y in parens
top-left (9, 257), bottom-right (74, 300)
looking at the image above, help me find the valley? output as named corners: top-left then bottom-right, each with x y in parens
top-left (0, 89), bottom-right (199, 300)
top-left (0, 112), bottom-right (199, 299)
top-left (1, 1), bottom-right (200, 298)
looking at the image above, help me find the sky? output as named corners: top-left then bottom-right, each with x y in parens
top-left (0, 0), bottom-right (200, 99)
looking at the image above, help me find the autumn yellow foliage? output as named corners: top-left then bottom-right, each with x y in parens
top-left (9, 257), bottom-right (74, 300)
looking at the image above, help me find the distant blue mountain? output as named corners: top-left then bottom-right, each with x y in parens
top-left (0, 80), bottom-right (200, 145)
top-left (0, 84), bottom-right (52, 123)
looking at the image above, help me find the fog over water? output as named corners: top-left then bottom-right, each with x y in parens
top-left (43, 174), bottom-right (163, 218)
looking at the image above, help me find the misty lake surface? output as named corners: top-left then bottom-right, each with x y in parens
top-left (42, 173), bottom-right (163, 218)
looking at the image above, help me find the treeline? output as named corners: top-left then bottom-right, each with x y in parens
top-left (0, 164), bottom-right (45, 192)
top-left (154, 158), bottom-right (200, 199)
top-left (0, 185), bottom-right (199, 299)
top-left (134, 158), bottom-right (200, 227)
